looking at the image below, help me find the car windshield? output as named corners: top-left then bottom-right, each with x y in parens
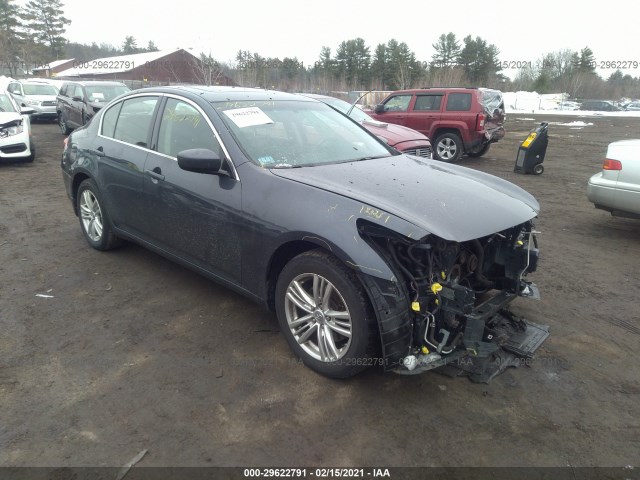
top-left (86, 85), bottom-right (130, 102)
top-left (214, 100), bottom-right (393, 168)
top-left (317, 96), bottom-right (372, 123)
top-left (0, 94), bottom-right (18, 112)
top-left (22, 84), bottom-right (58, 96)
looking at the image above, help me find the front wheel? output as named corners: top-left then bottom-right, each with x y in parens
top-left (76, 179), bottom-right (123, 250)
top-left (275, 250), bottom-right (377, 378)
top-left (433, 133), bottom-right (463, 162)
top-left (24, 141), bottom-right (35, 162)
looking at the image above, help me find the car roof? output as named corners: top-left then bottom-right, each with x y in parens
top-left (299, 93), bottom-right (334, 100)
top-left (63, 81), bottom-right (128, 87)
top-left (127, 86), bottom-right (317, 103)
top-left (16, 79), bottom-right (53, 84)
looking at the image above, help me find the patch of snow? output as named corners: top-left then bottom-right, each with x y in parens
top-left (548, 121), bottom-right (594, 126)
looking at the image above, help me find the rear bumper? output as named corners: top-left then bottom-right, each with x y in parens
top-left (464, 126), bottom-right (505, 151)
top-left (587, 174), bottom-right (617, 210)
top-left (28, 105), bottom-right (57, 118)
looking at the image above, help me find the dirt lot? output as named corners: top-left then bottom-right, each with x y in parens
top-left (1, 115), bottom-right (639, 469)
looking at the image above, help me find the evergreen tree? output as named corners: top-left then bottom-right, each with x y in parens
top-left (575, 47), bottom-right (596, 73)
top-left (22, 0), bottom-right (70, 59)
top-left (370, 43), bottom-right (387, 89)
top-left (0, 0), bottom-right (23, 75)
top-left (122, 36), bottom-right (138, 54)
top-left (335, 38), bottom-right (370, 88)
top-left (458, 35), bottom-right (501, 84)
top-left (386, 39), bottom-right (422, 89)
top-left (431, 32), bottom-right (461, 68)
top-left (146, 41), bottom-right (159, 52)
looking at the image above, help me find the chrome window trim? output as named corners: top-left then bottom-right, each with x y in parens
top-left (98, 92), bottom-right (239, 181)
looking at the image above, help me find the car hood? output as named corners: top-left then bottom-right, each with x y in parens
top-left (270, 155), bottom-right (540, 242)
top-left (0, 112), bottom-right (23, 127)
top-left (361, 118), bottom-right (430, 147)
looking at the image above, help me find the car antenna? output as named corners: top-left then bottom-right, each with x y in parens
top-left (347, 90), bottom-right (372, 117)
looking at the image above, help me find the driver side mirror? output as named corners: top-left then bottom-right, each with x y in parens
top-left (72, 96), bottom-right (83, 102)
top-left (374, 104), bottom-right (385, 114)
top-left (177, 148), bottom-right (228, 176)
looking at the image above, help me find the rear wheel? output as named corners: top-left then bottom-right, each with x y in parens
top-left (434, 133), bottom-right (463, 162)
top-left (76, 179), bottom-right (123, 250)
top-left (467, 143), bottom-right (491, 158)
top-left (58, 113), bottom-right (71, 135)
top-left (275, 250), bottom-right (377, 378)
top-left (533, 164), bottom-right (544, 175)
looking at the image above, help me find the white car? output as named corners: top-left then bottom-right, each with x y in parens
top-left (0, 92), bottom-right (36, 162)
top-left (625, 101), bottom-right (640, 111)
top-left (587, 140), bottom-right (640, 218)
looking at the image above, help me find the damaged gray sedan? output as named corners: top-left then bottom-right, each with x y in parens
top-left (61, 86), bottom-right (547, 380)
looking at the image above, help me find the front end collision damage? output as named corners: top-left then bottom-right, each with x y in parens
top-left (356, 219), bottom-right (548, 382)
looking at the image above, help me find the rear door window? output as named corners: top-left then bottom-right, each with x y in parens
top-left (414, 95), bottom-right (443, 111)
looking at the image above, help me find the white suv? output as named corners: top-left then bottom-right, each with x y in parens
top-left (7, 79), bottom-right (59, 122)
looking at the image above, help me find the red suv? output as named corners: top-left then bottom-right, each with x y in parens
top-left (370, 88), bottom-right (505, 162)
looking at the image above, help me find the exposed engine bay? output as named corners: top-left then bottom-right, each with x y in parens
top-left (361, 220), bottom-right (549, 382)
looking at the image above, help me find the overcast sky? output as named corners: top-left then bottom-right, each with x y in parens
top-left (19, 0), bottom-right (640, 79)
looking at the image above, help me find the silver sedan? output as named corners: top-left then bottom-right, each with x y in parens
top-left (587, 140), bottom-right (640, 219)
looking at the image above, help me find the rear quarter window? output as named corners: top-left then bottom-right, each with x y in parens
top-left (446, 93), bottom-right (472, 111)
top-left (101, 102), bottom-right (123, 138)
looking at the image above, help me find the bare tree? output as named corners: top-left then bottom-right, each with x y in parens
top-left (190, 53), bottom-right (223, 86)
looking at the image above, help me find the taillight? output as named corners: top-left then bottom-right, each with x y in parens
top-left (476, 113), bottom-right (485, 131)
top-left (603, 158), bottom-right (622, 170)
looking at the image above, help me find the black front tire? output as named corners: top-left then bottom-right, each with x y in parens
top-left (533, 164), bottom-right (544, 175)
top-left (467, 143), bottom-right (491, 158)
top-left (433, 133), bottom-right (463, 162)
top-left (275, 249), bottom-right (377, 378)
top-left (76, 179), bottom-right (123, 250)
top-left (24, 142), bottom-right (35, 162)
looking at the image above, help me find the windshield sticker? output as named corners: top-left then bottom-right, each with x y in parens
top-left (91, 92), bottom-right (105, 100)
top-left (223, 107), bottom-right (274, 128)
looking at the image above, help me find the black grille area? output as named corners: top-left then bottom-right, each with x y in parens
top-left (0, 143), bottom-right (27, 154)
top-left (403, 147), bottom-right (432, 159)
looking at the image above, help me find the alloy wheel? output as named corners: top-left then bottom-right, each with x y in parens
top-left (79, 190), bottom-right (104, 242)
top-left (437, 138), bottom-right (457, 160)
top-left (284, 273), bottom-right (352, 362)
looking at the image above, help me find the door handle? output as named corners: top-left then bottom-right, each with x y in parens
top-left (145, 167), bottom-right (165, 182)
